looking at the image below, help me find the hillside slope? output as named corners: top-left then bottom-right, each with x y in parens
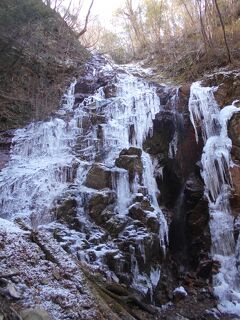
top-left (0, 0), bottom-right (89, 131)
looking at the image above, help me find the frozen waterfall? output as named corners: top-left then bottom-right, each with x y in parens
top-left (189, 82), bottom-right (240, 315)
top-left (0, 62), bottom-right (168, 297)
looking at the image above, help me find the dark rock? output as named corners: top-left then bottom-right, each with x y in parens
top-left (115, 148), bottom-right (143, 182)
top-left (179, 84), bottom-right (191, 97)
top-left (103, 83), bottom-right (117, 98)
top-left (55, 197), bottom-right (81, 229)
top-left (185, 173), bottom-right (204, 205)
top-left (228, 111), bottom-right (240, 161)
top-left (104, 215), bottom-right (127, 237)
top-left (186, 199), bottom-right (211, 269)
top-left (85, 164), bottom-right (113, 189)
top-left (143, 110), bottom-right (175, 156)
top-left (128, 204), bottom-right (147, 223)
top-left (88, 192), bottom-right (116, 220)
top-left (140, 198), bottom-right (154, 211)
top-left (202, 71), bottom-right (240, 108)
top-left (0, 130), bottom-right (14, 170)
top-left (146, 215), bottom-right (160, 233)
top-left (20, 308), bottom-right (51, 320)
top-left (75, 55), bottom-right (116, 98)
top-left (156, 85), bottom-right (172, 106)
top-left (119, 147), bottom-right (142, 158)
top-left (90, 114), bottom-right (106, 125)
top-left (173, 286), bottom-right (187, 303)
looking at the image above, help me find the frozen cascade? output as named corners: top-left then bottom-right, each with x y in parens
top-left (112, 169), bottom-right (131, 216)
top-left (88, 67), bottom-right (168, 248)
top-left (168, 89), bottom-right (180, 159)
top-left (0, 80), bottom-right (78, 222)
top-left (0, 61), bottom-right (168, 297)
top-left (189, 82), bottom-right (240, 315)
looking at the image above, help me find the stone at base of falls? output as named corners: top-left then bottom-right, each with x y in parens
top-left (0, 278), bottom-right (21, 299)
top-left (55, 198), bottom-right (81, 229)
top-left (173, 286), bottom-right (187, 303)
top-left (84, 164), bottom-right (113, 190)
top-left (20, 308), bottom-right (51, 320)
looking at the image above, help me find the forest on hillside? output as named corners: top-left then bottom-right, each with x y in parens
top-left (100, 0), bottom-right (240, 80)
top-left (1, 0), bottom-right (239, 131)
top-left (43, 0), bottom-right (240, 80)
top-left (3, 0), bottom-right (240, 81)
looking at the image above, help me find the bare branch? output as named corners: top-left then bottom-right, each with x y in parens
top-left (77, 0), bottom-right (95, 37)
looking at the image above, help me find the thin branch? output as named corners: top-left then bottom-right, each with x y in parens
top-left (77, 0), bottom-right (95, 37)
top-left (213, 0), bottom-right (232, 63)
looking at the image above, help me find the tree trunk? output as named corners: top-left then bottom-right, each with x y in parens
top-left (213, 0), bottom-right (232, 63)
top-left (77, 0), bottom-right (95, 38)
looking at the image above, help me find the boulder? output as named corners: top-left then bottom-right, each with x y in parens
top-left (146, 215), bottom-right (160, 233)
top-left (20, 308), bottom-right (51, 320)
top-left (119, 147), bottom-right (142, 158)
top-left (88, 192), bottom-right (116, 221)
top-left (173, 286), bottom-right (187, 302)
top-left (103, 83), bottom-right (117, 98)
top-left (115, 148), bottom-right (143, 181)
top-left (85, 164), bottom-right (112, 189)
top-left (128, 204), bottom-right (147, 223)
top-left (55, 197), bottom-right (81, 229)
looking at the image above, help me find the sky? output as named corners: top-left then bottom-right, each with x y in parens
top-left (91, 0), bottom-right (124, 20)
top-left (80, 0), bottom-right (140, 27)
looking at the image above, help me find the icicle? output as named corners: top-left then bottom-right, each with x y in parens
top-left (189, 82), bottom-right (240, 315)
top-left (0, 80), bottom-right (77, 223)
top-left (112, 169), bottom-right (131, 216)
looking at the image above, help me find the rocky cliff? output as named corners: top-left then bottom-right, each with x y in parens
top-left (0, 54), bottom-right (239, 319)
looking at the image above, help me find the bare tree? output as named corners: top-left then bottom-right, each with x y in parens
top-left (77, 0), bottom-right (95, 37)
top-left (213, 0), bottom-right (232, 63)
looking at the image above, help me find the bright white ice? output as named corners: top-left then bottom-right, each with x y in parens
top-left (189, 82), bottom-right (240, 316)
top-left (0, 62), bottom-right (168, 295)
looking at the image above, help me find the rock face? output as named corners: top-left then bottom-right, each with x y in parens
top-left (0, 130), bottom-right (13, 170)
top-left (115, 147), bottom-right (143, 182)
top-left (202, 71), bottom-right (240, 108)
top-left (228, 112), bottom-right (240, 161)
top-left (1, 55), bottom-right (240, 320)
top-left (85, 164), bottom-right (113, 190)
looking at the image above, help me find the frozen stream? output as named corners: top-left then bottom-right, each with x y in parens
top-left (189, 82), bottom-right (240, 316)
